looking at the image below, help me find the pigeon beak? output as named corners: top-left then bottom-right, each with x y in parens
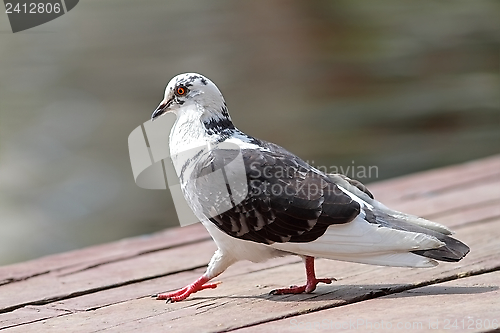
top-left (151, 98), bottom-right (173, 121)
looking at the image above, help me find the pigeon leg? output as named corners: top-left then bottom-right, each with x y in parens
top-left (270, 256), bottom-right (335, 295)
top-left (155, 275), bottom-right (220, 302)
top-left (155, 249), bottom-right (235, 302)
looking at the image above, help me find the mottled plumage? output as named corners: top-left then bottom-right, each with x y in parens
top-left (150, 73), bottom-right (469, 302)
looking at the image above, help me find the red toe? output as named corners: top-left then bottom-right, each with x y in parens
top-left (156, 276), bottom-right (219, 302)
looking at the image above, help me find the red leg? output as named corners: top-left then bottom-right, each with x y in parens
top-left (270, 256), bottom-right (335, 295)
top-left (155, 275), bottom-right (220, 303)
top-left (155, 249), bottom-right (235, 302)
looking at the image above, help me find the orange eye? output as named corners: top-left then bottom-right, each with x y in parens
top-left (176, 86), bottom-right (186, 96)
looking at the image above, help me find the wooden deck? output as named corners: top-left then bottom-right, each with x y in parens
top-left (1, 155), bottom-right (500, 333)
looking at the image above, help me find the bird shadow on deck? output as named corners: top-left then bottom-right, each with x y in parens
top-left (166, 283), bottom-right (497, 305)
top-left (266, 285), bottom-right (498, 303)
top-left (381, 285), bottom-right (498, 297)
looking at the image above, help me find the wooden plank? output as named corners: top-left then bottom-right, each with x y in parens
top-left (0, 224), bottom-right (209, 286)
top-left (0, 240), bottom-right (217, 313)
top-left (384, 181), bottom-right (500, 220)
top-left (234, 270), bottom-right (500, 333)
top-left (436, 199), bottom-right (500, 229)
top-left (2, 217), bottom-right (498, 332)
top-left (0, 256), bottom-right (301, 329)
top-left (0, 307), bottom-right (69, 331)
top-left (369, 155), bottom-right (500, 202)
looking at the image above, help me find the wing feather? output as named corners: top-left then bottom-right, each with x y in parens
top-left (194, 145), bottom-right (360, 245)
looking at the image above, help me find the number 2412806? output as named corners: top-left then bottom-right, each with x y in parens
top-left (5, 2), bottom-right (62, 14)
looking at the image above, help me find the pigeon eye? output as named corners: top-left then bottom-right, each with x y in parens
top-left (176, 86), bottom-right (187, 96)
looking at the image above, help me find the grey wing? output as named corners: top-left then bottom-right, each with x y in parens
top-left (193, 147), bottom-right (361, 245)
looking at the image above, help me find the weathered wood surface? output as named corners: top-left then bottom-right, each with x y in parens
top-left (1, 155), bottom-right (499, 333)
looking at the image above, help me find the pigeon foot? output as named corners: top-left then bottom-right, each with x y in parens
top-left (156, 276), bottom-right (220, 303)
top-left (270, 256), bottom-right (335, 295)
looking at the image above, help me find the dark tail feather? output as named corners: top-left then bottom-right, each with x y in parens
top-left (367, 209), bottom-right (470, 262)
top-left (412, 235), bottom-right (470, 262)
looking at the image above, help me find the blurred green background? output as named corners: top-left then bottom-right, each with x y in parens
top-left (0, 1), bottom-right (499, 265)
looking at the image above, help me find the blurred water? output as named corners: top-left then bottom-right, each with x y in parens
top-left (0, 0), bottom-right (499, 265)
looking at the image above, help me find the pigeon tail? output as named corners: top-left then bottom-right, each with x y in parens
top-left (367, 208), bottom-right (470, 262)
top-left (411, 232), bottom-right (470, 262)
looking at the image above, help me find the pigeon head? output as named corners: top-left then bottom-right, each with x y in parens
top-left (151, 73), bottom-right (231, 125)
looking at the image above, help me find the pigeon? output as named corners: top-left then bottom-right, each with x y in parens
top-left (150, 73), bottom-right (469, 302)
